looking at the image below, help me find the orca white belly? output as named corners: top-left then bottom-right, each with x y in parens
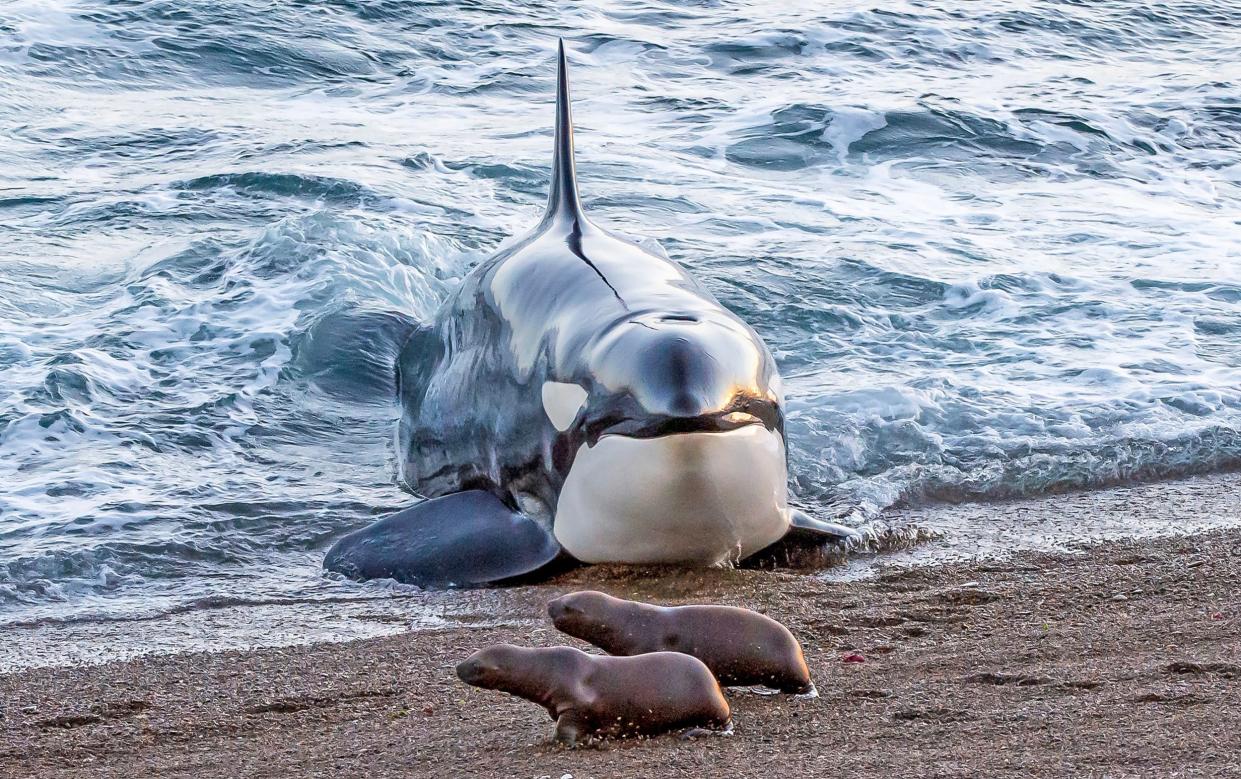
top-left (552, 425), bottom-right (791, 565)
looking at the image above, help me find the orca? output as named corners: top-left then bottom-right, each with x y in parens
top-left (324, 41), bottom-right (856, 587)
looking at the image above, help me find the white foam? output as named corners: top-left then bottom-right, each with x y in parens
top-left (821, 107), bottom-right (888, 162)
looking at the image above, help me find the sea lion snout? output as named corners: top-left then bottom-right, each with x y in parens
top-left (455, 655), bottom-right (487, 686)
top-left (544, 595), bottom-right (575, 622)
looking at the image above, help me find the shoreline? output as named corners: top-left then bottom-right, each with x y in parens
top-left (3, 483), bottom-right (1239, 777)
top-left (5, 471), bottom-right (1240, 673)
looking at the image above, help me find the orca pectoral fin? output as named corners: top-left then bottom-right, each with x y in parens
top-left (745, 508), bottom-right (860, 569)
top-left (323, 490), bottom-right (563, 588)
top-left (784, 508), bottom-right (862, 545)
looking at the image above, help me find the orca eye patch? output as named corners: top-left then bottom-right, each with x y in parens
top-left (542, 381), bottom-right (588, 431)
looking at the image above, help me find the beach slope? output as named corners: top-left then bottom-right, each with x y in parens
top-left (2, 497), bottom-right (1239, 778)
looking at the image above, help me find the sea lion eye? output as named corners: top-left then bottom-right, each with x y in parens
top-left (542, 382), bottom-right (588, 431)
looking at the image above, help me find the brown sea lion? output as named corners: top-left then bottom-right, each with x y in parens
top-left (547, 591), bottom-right (815, 695)
top-left (455, 644), bottom-right (730, 745)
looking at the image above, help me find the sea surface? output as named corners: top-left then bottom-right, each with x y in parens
top-left (2, 1), bottom-right (1240, 640)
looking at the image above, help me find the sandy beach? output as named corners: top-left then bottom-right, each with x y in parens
top-left (2, 476), bottom-right (1239, 779)
top-left (4, 3), bottom-right (1240, 777)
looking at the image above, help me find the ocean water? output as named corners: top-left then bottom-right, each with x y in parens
top-left (2, 1), bottom-right (1240, 632)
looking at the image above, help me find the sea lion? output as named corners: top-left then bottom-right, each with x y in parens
top-left (455, 644), bottom-right (731, 745)
top-left (322, 41), bottom-right (858, 588)
top-left (547, 591), bottom-right (815, 695)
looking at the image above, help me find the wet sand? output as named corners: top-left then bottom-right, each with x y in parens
top-left (2, 483), bottom-right (1239, 778)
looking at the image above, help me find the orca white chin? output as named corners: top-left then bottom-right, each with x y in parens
top-left (552, 425), bottom-right (791, 565)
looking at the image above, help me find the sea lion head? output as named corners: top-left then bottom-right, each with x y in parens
top-left (456, 644), bottom-right (523, 690)
top-left (546, 590), bottom-right (630, 647)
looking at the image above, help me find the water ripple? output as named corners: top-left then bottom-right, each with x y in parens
top-left (1, 0), bottom-right (1238, 626)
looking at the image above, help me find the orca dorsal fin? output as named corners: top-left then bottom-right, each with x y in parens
top-left (542, 39), bottom-right (585, 226)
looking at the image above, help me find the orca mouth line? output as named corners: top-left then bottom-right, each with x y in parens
top-left (588, 409), bottom-right (774, 444)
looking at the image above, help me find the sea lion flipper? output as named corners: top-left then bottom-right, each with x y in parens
top-left (323, 490), bottom-right (562, 587)
top-left (554, 711), bottom-right (586, 747)
top-left (782, 508), bottom-right (861, 545)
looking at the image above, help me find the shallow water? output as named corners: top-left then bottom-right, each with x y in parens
top-left (2, 1), bottom-right (1240, 631)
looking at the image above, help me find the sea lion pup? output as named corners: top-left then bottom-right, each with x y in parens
top-left (455, 644), bottom-right (730, 745)
top-left (548, 591), bottom-right (815, 695)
